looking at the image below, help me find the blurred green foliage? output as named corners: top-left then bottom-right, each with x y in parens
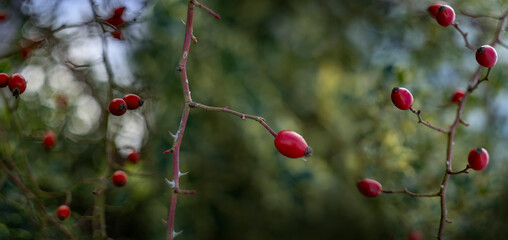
top-left (1, 0), bottom-right (508, 239)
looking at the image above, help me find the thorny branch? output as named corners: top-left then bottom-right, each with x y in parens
top-left (388, 8), bottom-right (508, 240)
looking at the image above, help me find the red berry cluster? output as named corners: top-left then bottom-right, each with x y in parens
top-left (358, 3), bottom-right (497, 201)
top-left (106, 7), bottom-right (126, 40)
top-left (427, 2), bottom-right (455, 27)
top-left (0, 73), bottom-right (27, 98)
top-left (109, 94), bottom-right (144, 116)
top-left (106, 7), bottom-right (125, 27)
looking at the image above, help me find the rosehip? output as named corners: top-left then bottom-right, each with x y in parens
top-left (128, 150), bottom-right (139, 164)
top-left (407, 230), bottom-right (424, 240)
top-left (43, 131), bottom-right (56, 149)
top-left (21, 48), bottom-right (31, 59)
top-left (112, 170), bottom-right (127, 187)
top-left (475, 45), bottom-right (498, 68)
top-left (436, 5), bottom-right (455, 27)
top-left (122, 94), bottom-right (144, 110)
top-left (391, 87), bottom-right (414, 110)
top-left (274, 130), bottom-right (312, 158)
top-left (451, 89), bottom-right (465, 103)
top-left (109, 98), bottom-right (127, 116)
top-left (0, 73), bottom-right (8, 87)
top-left (0, 11), bottom-right (8, 21)
top-left (106, 7), bottom-right (125, 27)
top-left (468, 147), bottom-right (489, 171)
top-left (57, 205), bottom-right (70, 221)
top-left (8, 73), bottom-right (27, 98)
top-left (427, 2), bottom-right (445, 18)
top-left (357, 178), bottom-right (382, 198)
top-left (113, 31), bottom-right (123, 40)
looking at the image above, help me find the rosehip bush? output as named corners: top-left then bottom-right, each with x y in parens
top-left (1, 0), bottom-right (507, 240)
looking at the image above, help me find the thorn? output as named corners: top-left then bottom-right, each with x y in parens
top-left (181, 19), bottom-right (186, 25)
top-left (173, 230), bottom-right (183, 238)
top-left (191, 33), bottom-right (198, 44)
top-left (163, 149), bottom-right (173, 154)
top-left (178, 171), bottom-right (189, 178)
top-left (162, 219), bottom-right (168, 224)
top-left (169, 131), bottom-right (178, 141)
top-left (241, 114), bottom-right (246, 120)
top-left (224, 106), bottom-right (229, 109)
top-left (165, 178), bottom-right (176, 189)
top-left (465, 170), bottom-right (469, 174)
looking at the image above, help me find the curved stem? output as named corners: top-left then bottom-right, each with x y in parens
top-left (382, 188), bottom-right (440, 198)
top-left (189, 102), bottom-right (277, 137)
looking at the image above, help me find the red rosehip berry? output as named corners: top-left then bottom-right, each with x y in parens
top-left (122, 94), bottom-right (144, 110)
top-left (450, 89), bottom-right (465, 103)
top-left (113, 31), bottom-right (123, 40)
top-left (0, 73), bottom-right (9, 87)
top-left (113, 7), bottom-right (126, 17)
top-left (427, 2), bottom-right (445, 18)
top-left (274, 130), bottom-right (312, 158)
top-left (8, 73), bottom-right (27, 98)
top-left (43, 131), bottom-right (56, 149)
top-left (475, 45), bottom-right (498, 68)
top-left (435, 5), bottom-right (455, 27)
top-left (106, 7), bottom-right (126, 27)
top-left (407, 230), bottom-right (424, 240)
top-left (128, 150), bottom-right (139, 163)
top-left (0, 11), bottom-right (8, 21)
top-left (391, 87), bottom-right (414, 110)
top-left (357, 178), bottom-right (382, 198)
top-left (109, 98), bottom-right (127, 116)
top-left (57, 205), bottom-right (70, 221)
top-left (21, 48), bottom-right (31, 59)
top-left (468, 147), bottom-right (489, 171)
top-left (112, 170), bottom-right (128, 187)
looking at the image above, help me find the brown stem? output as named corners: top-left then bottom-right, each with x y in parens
top-left (382, 188), bottom-right (440, 197)
top-left (88, 0), bottom-right (115, 238)
top-left (460, 10), bottom-right (502, 20)
top-left (167, 1), bottom-right (196, 239)
top-left (448, 165), bottom-right (471, 175)
top-left (452, 22), bottom-right (476, 51)
top-left (409, 107), bottom-right (449, 134)
top-left (194, 0), bottom-right (221, 20)
top-left (189, 102), bottom-right (277, 137)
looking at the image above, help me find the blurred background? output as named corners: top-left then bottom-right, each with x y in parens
top-left (1, 0), bottom-right (508, 239)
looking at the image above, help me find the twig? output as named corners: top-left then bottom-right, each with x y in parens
top-left (167, 1), bottom-right (197, 239)
top-left (460, 10), bottom-right (502, 20)
top-left (449, 165), bottom-right (471, 175)
top-left (409, 107), bottom-right (449, 134)
top-left (189, 102), bottom-right (277, 137)
top-left (193, 0), bottom-right (221, 20)
top-left (452, 22), bottom-right (476, 51)
top-left (382, 188), bottom-right (440, 197)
